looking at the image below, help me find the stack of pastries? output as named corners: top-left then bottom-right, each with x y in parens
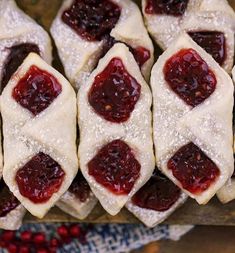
top-left (0, 0), bottom-right (234, 229)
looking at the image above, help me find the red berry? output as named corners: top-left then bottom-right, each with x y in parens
top-left (33, 232), bottom-right (46, 244)
top-left (36, 249), bottom-right (48, 253)
top-left (19, 246), bottom-right (30, 253)
top-left (1, 230), bottom-right (15, 241)
top-left (20, 231), bottom-right (32, 242)
top-left (50, 238), bottom-right (60, 247)
top-left (48, 247), bottom-right (57, 253)
top-left (69, 225), bottom-right (81, 237)
top-left (7, 244), bottom-right (18, 253)
top-left (57, 225), bottom-right (69, 238)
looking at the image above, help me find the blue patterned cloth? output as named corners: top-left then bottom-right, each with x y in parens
top-left (0, 223), bottom-right (193, 253)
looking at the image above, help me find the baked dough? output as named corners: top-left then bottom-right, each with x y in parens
top-left (1, 53), bottom-right (78, 218)
top-left (78, 43), bottom-right (155, 215)
top-left (151, 33), bottom-right (234, 204)
top-left (51, 0), bottom-right (153, 89)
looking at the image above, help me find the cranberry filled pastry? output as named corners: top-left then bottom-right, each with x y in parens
top-left (142, 0), bottom-right (235, 72)
top-left (50, 0), bottom-right (154, 89)
top-left (1, 53), bottom-right (78, 218)
top-left (56, 171), bottom-right (97, 219)
top-left (78, 43), bottom-right (155, 215)
top-left (151, 33), bottom-right (234, 204)
top-left (0, 180), bottom-right (26, 230)
top-left (126, 171), bottom-right (187, 227)
top-left (0, 0), bottom-right (52, 92)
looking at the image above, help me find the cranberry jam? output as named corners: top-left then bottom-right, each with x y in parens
top-left (132, 171), bottom-right (181, 211)
top-left (1, 43), bottom-right (40, 92)
top-left (0, 180), bottom-right (19, 217)
top-left (188, 31), bottom-right (226, 66)
top-left (164, 48), bottom-right (217, 107)
top-left (15, 152), bottom-right (65, 203)
top-left (88, 57), bottom-right (141, 123)
top-left (62, 0), bottom-right (121, 41)
top-left (69, 171), bottom-right (91, 202)
top-left (167, 142), bottom-right (220, 194)
top-left (145, 0), bottom-right (189, 16)
top-left (88, 139), bottom-right (141, 195)
top-left (12, 65), bottom-right (62, 116)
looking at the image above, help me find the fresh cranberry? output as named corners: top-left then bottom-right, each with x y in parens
top-left (7, 244), bottom-right (18, 253)
top-left (20, 231), bottom-right (32, 242)
top-left (33, 233), bottom-right (46, 244)
top-left (15, 152), bottom-right (65, 203)
top-left (62, 0), bottom-right (121, 41)
top-left (88, 139), bottom-right (141, 194)
top-left (68, 171), bottom-right (91, 202)
top-left (164, 48), bottom-right (216, 107)
top-left (88, 57), bottom-right (141, 123)
top-left (50, 238), bottom-right (61, 247)
top-left (0, 180), bottom-right (19, 217)
top-left (167, 142), bottom-right (220, 194)
top-left (1, 43), bottom-right (40, 92)
top-left (145, 0), bottom-right (189, 16)
top-left (1, 231), bottom-right (15, 241)
top-left (188, 31), bottom-right (226, 66)
top-left (12, 65), bottom-right (62, 116)
top-left (132, 171), bottom-right (181, 211)
top-left (57, 225), bottom-right (69, 238)
top-left (19, 246), bottom-right (30, 253)
top-left (69, 224), bottom-right (81, 237)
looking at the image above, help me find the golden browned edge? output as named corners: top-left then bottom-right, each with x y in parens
top-left (14, 0), bottom-right (235, 225)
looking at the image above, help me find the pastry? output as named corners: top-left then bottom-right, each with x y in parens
top-left (1, 53), bottom-right (78, 218)
top-left (0, 0), bottom-right (52, 92)
top-left (78, 43), bottom-right (155, 215)
top-left (50, 0), bottom-right (154, 89)
top-left (126, 171), bottom-right (187, 227)
top-left (57, 170), bottom-right (97, 219)
top-left (142, 0), bottom-right (235, 72)
top-left (0, 180), bottom-right (26, 230)
top-left (151, 33), bottom-right (234, 204)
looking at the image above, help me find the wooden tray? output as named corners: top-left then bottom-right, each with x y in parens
top-left (15, 0), bottom-right (235, 225)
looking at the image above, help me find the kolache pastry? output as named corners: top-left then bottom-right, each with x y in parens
top-left (217, 66), bottom-right (235, 204)
top-left (0, 0), bottom-right (52, 226)
top-left (151, 33), bottom-right (234, 205)
top-left (50, 0), bottom-right (154, 89)
top-left (1, 53), bottom-right (78, 218)
top-left (56, 171), bottom-right (97, 220)
top-left (78, 43), bottom-right (155, 215)
top-left (142, 0), bottom-right (235, 72)
top-left (126, 171), bottom-right (187, 227)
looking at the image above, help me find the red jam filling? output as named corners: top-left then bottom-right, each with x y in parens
top-left (12, 65), bottom-right (62, 116)
top-left (0, 180), bottom-right (19, 217)
top-left (167, 142), bottom-right (220, 194)
top-left (1, 43), bottom-right (40, 92)
top-left (68, 171), bottom-right (91, 202)
top-left (132, 171), bottom-right (181, 211)
top-left (164, 48), bottom-right (217, 107)
top-left (15, 152), bottom-right (65, 203)
top-left (88, 139), bottom-right (141, 195)
top-left (88, 57), bottom-right (141, 123)
top-left (145, 0), bottom-right (189, 16)
top-left (188, 31), bottom-right (226, 66)
top-left (62, 0), bottom-right (121, 41)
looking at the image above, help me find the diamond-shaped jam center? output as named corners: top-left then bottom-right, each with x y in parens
top-left (88, 57), bottom-right (141, 123)
top-left (167, 142), bottom-right (220, 194)
top-left (188, 31), bottom-right (226, 66)
top-left (62, 0), bottom-right (121, 41)
top-left (0, 180), bottom-right (19, 217)
top-left (15, 152), bottom-right (65, 203)
top-left (68, 171), bottom-right (91, 202)
top-left (145, 0), bottom-right (189, 16)
top-left (12, 65), bottom-right (62, 116)
top-left (1, 43), bottom-right (40, 92)
top-left (88, 139), bottom-right (141, 195)
top-left (164, 48), bottom-right (217, 107)
top-left (131, 171), bottom-right (181, 211)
